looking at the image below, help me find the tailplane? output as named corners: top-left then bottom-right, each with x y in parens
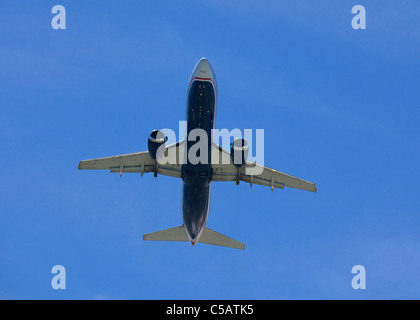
top-left (199, 227), bottom-right (245, 250)
top-left (143, 226), bottom-right (189, 242)
top-left (143, 226), bottom-right (245, 250)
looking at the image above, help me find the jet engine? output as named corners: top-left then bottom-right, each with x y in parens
top-left (230, 138), bottom-right (249, 167)
top-left (148, 130), bottom-right (167, 159)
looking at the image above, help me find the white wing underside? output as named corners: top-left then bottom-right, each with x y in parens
top-left (78, 141), bottom-right (185, 178)
top-left (78, 142), bottom-right (316, 192)
top-left (211, 144), bottom-right (317, 192)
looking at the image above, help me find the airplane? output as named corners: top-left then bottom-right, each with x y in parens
top-left (78, 57), bottom-right (317, 250)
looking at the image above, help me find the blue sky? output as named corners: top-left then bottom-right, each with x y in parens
top-left (0, 1), bottom-right (419, 299)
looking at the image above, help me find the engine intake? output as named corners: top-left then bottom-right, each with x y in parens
top-left (148, 130), bottom-right (167, 159)
top-left (230, 138), bottom-right (249, 167)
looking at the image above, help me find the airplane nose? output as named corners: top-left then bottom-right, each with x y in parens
top-left (191, 57), bottom-right (214, 79)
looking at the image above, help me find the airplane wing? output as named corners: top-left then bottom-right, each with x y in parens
top-left (211, 144), bottom-right (317, 192)
top-left (78, 141), bottom-right (185, 178)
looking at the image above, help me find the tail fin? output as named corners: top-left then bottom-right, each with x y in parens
top-left (143, 226), bottom-right (245, 250)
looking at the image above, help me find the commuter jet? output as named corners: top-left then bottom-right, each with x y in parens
top-left (78, 58), bottom-right (317, 250)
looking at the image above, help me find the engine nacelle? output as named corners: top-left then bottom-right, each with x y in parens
top-left (148, 130), bottom-right (167, 160)
top-left (230, 138), bottom-right (249, 167)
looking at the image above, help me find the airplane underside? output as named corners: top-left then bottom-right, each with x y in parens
top-left (78, 57), bottom-right (317, 250)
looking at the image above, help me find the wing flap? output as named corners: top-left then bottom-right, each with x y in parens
top-left (243, 162), bottom-right (316, 191)
top-left (78, 151), bottom-right (154, 171)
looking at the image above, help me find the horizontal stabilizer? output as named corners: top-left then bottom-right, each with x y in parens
top-left (199, 227), bottom-right (245, 250)
top-left (143, 226), bottom-right (245, 250)
top-left (143, 226), bottom-right (189, 242)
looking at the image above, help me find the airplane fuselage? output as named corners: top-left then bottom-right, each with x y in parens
top-left (181, 58), bottom-right (217, 245)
